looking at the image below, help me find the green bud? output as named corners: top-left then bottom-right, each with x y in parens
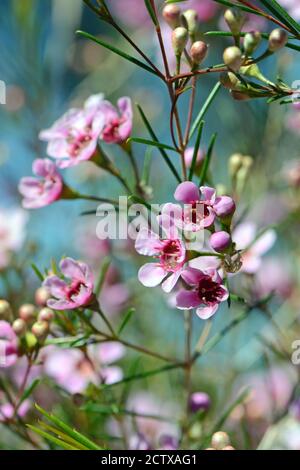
top-left (31, 321), bottom-right (49, 340)
top-left (183, 9), bottom-right (198, 36)
top-left (223, 46), bottom-right (243, 72)
top-left (224, 8), bottom-right (245, 36)
top-left (268, 29), bottom-right (288, 52)
top-left (229, 153), bottom-right (244, 177)
top-left (0, 299), bottom-right (12, 320)
top-left (244, 31), bottom-right (261, 55)
top-left (25, 331), bottom-right (38, 350)
top-left (172, 27), bottom-right (189, 56)
top-left (211, 431), bottom-right (231, 450)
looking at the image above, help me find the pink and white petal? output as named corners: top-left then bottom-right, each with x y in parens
top-left (241, 254), bottom-right (262, 274)
top-left (43, 276), bottom-right (67, 298)
top-left (47, 298), bottom-right (75, 310)
top-left (174, 181), bottom-right (200, 203)
top-left (251, 229), bottom-right (276, 256)
top-left (233, 222), bottom-right (256, 250)
top-left (135, 229), bottom-right (161, 256)
top-left (162, 271), bottom-right (181, 293)
top-left (59, 258), bottom-right (86, 282)
top-left (101, 366), bottom-right (123, 385)
top-left (217, 286), bottom-right (229, 302)
top-left (176, 289), bottom-right (200, 309)
top-left (189, 255), bottom-right (220, 271)
top-left (138, 263), bottom-right (166, 287)
top-left (181, 267), bottom-right (206, 286)
top-left (84, 93), bottom-right (104, 109)
top-left (200, 186), bottom-right (216, 203)
top-left (96, 342), bottom-right (125, 365)
top-left (196, 304), bottom-right (219, 320)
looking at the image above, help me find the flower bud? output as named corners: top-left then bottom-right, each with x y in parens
top-left (31, 321), bottom-right (49, 340)
top-left (230, 90), bottom-right (250, 101)
top-left (184, 147), bottom-right (204, 169)
top-left (35, 287), bottom-right (51, 307)
top-left (0, 300), bottom-right (12, 320)
top-left (211, 431), bottom-right (230, 450)
top-left (223, 46), bottom-right (243, 72)
top-left (210, 231), bottom-right (231, 253)
top-left (183, 9), bottom-right (198, 36)
top-left (19, 304), bottom-right (37, 322)
top-left (38, 307), bottom-right (55, 322)
top-left (12, 319), bottom-right (27, 336)
top-left (268, 29), bottom-right (288, 52)
top-left (244, 31), bottom-right (261, 55)
top-left (162, 4), bottom-right (181, 29)
top-left (190, 41), bottom-right (208, 64)
top-left (172, 27), bottom-right (188, 56)
top-left (224, 8), bottom-right (245, 36)
top-left (220, 72), bottom-right (239, 90)
top-left (189, 392), bottom-right (211, 413)
top-left (229, 153), bottom-right (244, 177)
top-left (213, 196), bottom-right (236, 218)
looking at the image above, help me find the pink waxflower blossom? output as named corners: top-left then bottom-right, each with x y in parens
top-left (0, 400), bottom-right (30, 422)
top-left (43, 257), bottom-right (94, 310)
top-left (233, 222), bottom-right (276, 274)
top-left (187, 0), bottom-right (219, 22)
top-left (18, 159), bottom-right (63, 209)
top-left (0, 321), bottom-right (18, 368)
top-left (43, 342), bottom-right (125, 394)
top-left (99, 97), bottom-right (133, 144)
top-left (39, 94), bottom-right (105, 168)
top-left (0, 208), bottom-right (28, 269)
top-left (110, 0), bottom-right (151, 28)
top-left (184, 147), bottom-right (204, 169)
top-left (135, 220), bottom-right (186, 293)
top-left (176, 267), bottom-right (229, 319)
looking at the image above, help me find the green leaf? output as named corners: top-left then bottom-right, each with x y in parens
top-left (127, 137), bottom-right (178, 152)
top-left (31, 263), bottom-right (44, 282)
top-left (95, 257), bottom-right (111, 296)
top-left (188, 120), bottom-right (204, 181)
top-left (136, 104), bottom-right (181, 182)
top-left (199, 133), bottom-right (217, 186)
top-left (212, 0), bottom-right (259, 15)
top-left (18, 379), bottom-right (41, 408)
top-left (38, 421), bottom-right (89, 450)
top-left (142, 147), bottom-right (153, 185)
top-left (144, 0), bottom-right (158, 26)
top-left (117, 308), bottom-right (136, 335)
top-left (189, 83), bottom-right (221, 139)
top-left (210, 388), bottom-right (251, 435)
top-left (76, 31), bottom-right (158, 76)
top-left (27, 425), bottom-right (80, 450)
top-left (259, 0), bottom-right (300, 37)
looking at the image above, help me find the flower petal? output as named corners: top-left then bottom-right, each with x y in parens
top-left (138, 263), bottom-right (166, 287)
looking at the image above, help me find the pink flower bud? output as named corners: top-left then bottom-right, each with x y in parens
top-left (190, 41), bottom-right (208, 64)
top-left (12, 319), bottom-right (27, 336)
top-left (210, 231), bottom-right (231, 252)
top-left (18, 304), bottom-right (37, 322)
top-left (268, 29), bottom-right (288, 52)
top-left (38, 308), bottom-right (55, 322)
top-left (162, 4), bottom-right (181, 29)
top-left (189, 392), bottom-right (211, 413)
top-left (213, 196), bottom-right (236, 218)
top-left (35, 287), bottom-right (51, 307)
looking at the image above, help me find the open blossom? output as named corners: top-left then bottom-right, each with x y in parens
top-left (43, 257), bottom-right (94, 310)
top-left (43, 342), bottom-right (125, 394)
top-left (135, 219), bottom-right (186, 293)
top-left (18, 159), bottom-right (63, 209)
top-left (233, 222), bottom-right (276, 274)
top-left (0, 208), bottom-right (28, 269)
top-left (176, 267), bottom-right (228, 319)
top-left (0, 321), bottom-right (18, 368)
top-left (39, 94), bottom-right (105, 168)
top-left (99, 97), bottom-right (133, 144)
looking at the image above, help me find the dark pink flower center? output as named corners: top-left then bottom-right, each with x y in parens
top-left (184, 201), bottom-right (210, 225)
top-left (102, 117), bottom-right (124, 142)
top-left (159, 239), bottom-right (184, 271)
top-left (65, 280), bottom-right (85, 301)
top-left (197, 276), bottom-right (224, 306)
top-left (68, 128), bottom-right (93, 157)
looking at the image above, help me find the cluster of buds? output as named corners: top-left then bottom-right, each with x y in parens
top-left (163, 4), bottom-right (208, 68)
top-left (229, 152), bottom-right (253, 193)
top-left (206, 431), bottom-right (235, 450)
top-left (0, 299), bottom-right (13, 321)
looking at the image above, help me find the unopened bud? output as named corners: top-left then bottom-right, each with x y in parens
top-left (12, 319), bottom-right (27, 336)
top-left (220, 72), bottom-right (239, 90)
top-left (223, 46), bottom-right (243, 72)
top-left (229, 153), bottom-right (244, 177)
top-left (35, 287), bottom-right (51, 307)
top-left (162, 4), bottom-right (181, 29)
top-left (244, 31), bottom-right (261, 55)
top-left (0, 300), bottom-right (12, 320)
top-left (38, 307), bottom-right (55, 322)
top-left (268, 29), bottom-right (288, 52)
top-left (211, 431), bottom-right (230, 450)
top-left (190, 41), bottom-right (208, 64)
top-left (31, 321), bottom-right (49, 340)
top-left (19, 304), bottom-right (37, 322)
top-left (210, 231), bottom-right (231, 253)
top-left (230, 90), bottom-right (250, 101)
top-left (183, 9), bottom-right (198, 36)
top-left (189, 392), bottom-right (211, 413)
top-left (224, 8), bottom-right (245, 36)
top-left (172, 27), bottom-right (188, 56)
top-left (213, 196), bottom-right (236, 218)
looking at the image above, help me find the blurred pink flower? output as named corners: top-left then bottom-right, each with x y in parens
top-left (39, 94), bottom-right (105, 168)
top-left (279, 0), bottom-right (300, 19)
top-left (184, 147), bottom-right (204, 169)
top-left (110, 0), bottom-right (151, 28)
top-left (43, 257), bottom-right (94, 310)
top-left (283, 159), bottom-right (300, 187)
top-left (233, 222), bottom-right (276, 274)
top-left (0, 321), bottom-right (18, 368)
top-left (254, 257), bottom-right (294, 300)
top-left (0, 400), bottom-right (30, 422)
top-left (19, 159), bottom-right (63, 209)
top-left (43, 342), bottom-right (125, 394)
top-left (0, 208), bottom-right (28, 269)
top-left (176, 267), bottom-right (228, 319)
top-left (187, 0), bottom-right (219, 22)
top-left (100, 97), bottom-right (133, 144)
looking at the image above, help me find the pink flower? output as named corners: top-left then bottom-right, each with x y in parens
top-left (135, 221), bottom-right (186, 293)
top-left (0, 208), bottom-right (28, 269)
top-left (0, 400), bottom-right (30, 422)
top-left (254, 257), bottom-right (294, 300)
top-left (18, 159), bottom-right (63, 209)
top-left (0, 321), bottom-right (18, 368)
top-left (110, 0), bottom-right (151, 28)
top-left (279, 0), bottom-right (300, 20)
top-left (233, 222), bottom-right (276, 274)
top-left (176, 267), bottom-right (228, 319)
top-left (43, 342), bottom-right (125, 394)
top-left (43, 257), bottom-right (94, 310)
top-left (39, 94), bottom-right (105, 168)
top-left (99, 97), bottom-right (133, 144)
top-left (184, 147), bottom-right (204, 169)
top-left (187, 0), bottom-right (219, 22)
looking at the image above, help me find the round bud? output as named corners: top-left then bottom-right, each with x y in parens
top-left (190, 41), bottom-right (208, 64)
top-left (211, 431), bottom-right (230, 450)
top-left (210, 231), bottom-right (231, 253)
top-left (162, 4), bottom-right (181, 29)
top-left (183, 9), bottom-right (198, 35)
top-left (31, 321), bottom-right (49, 339)
top-left (268, 29), bottom-right (288, 52)
top-left (224, 8), bottom-right (245, 35)
top-left (189, 392), bottom-right (211, 413)
top-left (19, 304), bottom-right (37, 322)
top-left (223, 46), bottom-right (243, 72)
top-left (184, 147), bottom-right (204, 169)
top-left (0, 299), bottom-right (12, 320)
top-left (220, 72), bottom-right (239, 90)
top-left (38, 307), bottom-right (55, 322)
top-left (12, 319), bottom-right (27, 336)
top-left (229, 153), bottom-right (243, 177)
top-left (213, 196), bottom-right (236, 218)
top-left (172, 27), bottom-right (188, 56)
top-left (242, 155), bottom-right (254, 170)
top-left (35, 287), bottom-right (51, 307)
top-left (244, 31), bottom-right (261, 55)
